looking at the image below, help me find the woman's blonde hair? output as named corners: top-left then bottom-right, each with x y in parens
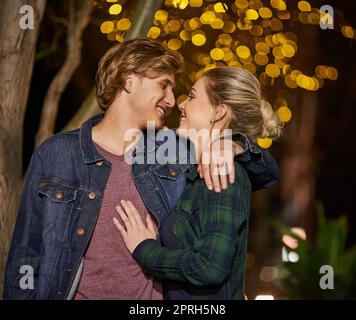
top-left (96, 38), bottom-right (181, 111)
top-left (203, 67), bottom-right (283, 142)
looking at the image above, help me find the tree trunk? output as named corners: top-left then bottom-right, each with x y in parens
top-left (280, 92), bottom-right (318, 233)
top-left (0, 0), bottom-right (46, 297)
top-left (63, 0), bottom-right (163, 131)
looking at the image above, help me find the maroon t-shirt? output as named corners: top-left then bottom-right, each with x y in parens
top-left (74, 143), bottom-right (162, 300)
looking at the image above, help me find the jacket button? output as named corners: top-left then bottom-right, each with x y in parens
top-left (76, 228), bottom-right (85, 236)
top-left (88, 192), bottom-right (96, 200)
top-left (55, 192), bottom-right (63, 200)
top-left (96, 160), bottom-right (103, 166)
top-left (170, 171), bottom-right (177, 177)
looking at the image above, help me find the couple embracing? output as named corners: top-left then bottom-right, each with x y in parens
top-left (4, 38), bottom-right (282, 300)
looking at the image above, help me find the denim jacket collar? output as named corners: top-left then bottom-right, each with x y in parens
top-left (80, 113), bottom-right (163, 163)
top-left (79, 114), bottom-right (106, 164)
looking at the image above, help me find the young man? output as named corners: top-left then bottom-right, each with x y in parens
top-left (4, 38), bottom-right (279, 300)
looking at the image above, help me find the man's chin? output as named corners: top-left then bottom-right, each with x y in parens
top-left (143, 116), bottom-right (164, 130)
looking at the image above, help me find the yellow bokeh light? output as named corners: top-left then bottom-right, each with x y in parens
top-left (237, 18), bottom-right (252, 30)
top-left (200, 11), bottom-right (216, 24)
top-left (259, 7), bottom-right (272, 18)
top-left (179, 29), bottom-right (191, 41)
top-left (100, 21), bottom-right (114, 34)
top-left (178, 0), bottom-right (189, 9)
top-left (283, 64), bottom-right (292, 76)
top-left (210, 48), bottom-right (225, 60)
top-left (291, 69), bottom-right (302, 81)
top-left (278, 106), bottom-right (292, 122)
top-left (222, 21), bottom-right (236, 33)
top-left (167, 39), bottom-right (182, 50)
top-left (242, 62), bottom-right (256, 74)
top-left (250, 25), bottom-right (263, 36)
top-left (278, 10), bottom-right (291, 20)
top-left (270, 18), bottom-right (284, 31)
top-left (189, 0), bottom-right (203, 7)
top-left (115, 33), bottom-right (124, 42)
top-left (117, 18), bottom-right (131, 31)
top-left (281, 44), bottom-right (295, 57)
top-left (259, 72), bottom-right (275, 86)
top-left (256, 42), bottom-right (270, 54)
top-left (265, 64), bottom-right (280, 78)
top-left (109, 4), bottom-right (122, 15)
top-left (285, 75), bottom-right (298, 88)
top-left (165, 0), bottom-right (174, 6)
top-left (272, 47), bottom-right (284, 59)
top-left (326, 67), bottom-right (338, 80)
top-left (155, 10), bottom-right (168, 21)
top-left (177, 95), bottom-right (188, 105)
top-left (342, 26), bottom-right (354, 39)
top-left (192, 31), bottom-right (206, 46)
top-left (147, 26), bottom-right (161, 39)
top-left (296, 74), bottom-right (313, 89)
top-left (214, 2), bottom-right (228, 13)
top-left (189, 17), bottom-right (201, 30)
top-left (168, 20), bottom-right (181, 32)
top-left (228, 60), bottom-right (242, 67)
top-left (211, 18), bottom-right (224, 29)
top-left (270, 0), bottom-right (287, 11)
top-left (257, 137), bottom-right (273, 149)
top-left (218, 33), bottom-right (232, 46)
top-left (235, 0), bottom-right (248, 9)
top-left (246, 9), bottom-right (259, 20)
top-left (315, 65), bottom-right (328, 78)
top-left (236, 45), bottom-right (251, 59)
top-left (221, 48), bottom-right (234, 61)
top-left (298, 1), bottom-right (311, 12)
top-left (254, 53), bottom-right (269, 66)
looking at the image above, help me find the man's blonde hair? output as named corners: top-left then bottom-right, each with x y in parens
top-left (203, 67), bottom-right (283, 142)
top-left (96, 38), bottom-right (181, 111)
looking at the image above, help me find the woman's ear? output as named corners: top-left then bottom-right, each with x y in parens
top-left (214, 103), bottom-right (230, 123)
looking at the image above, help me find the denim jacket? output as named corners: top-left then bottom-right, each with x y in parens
top-left (3, 114), bottom-right (278, 300)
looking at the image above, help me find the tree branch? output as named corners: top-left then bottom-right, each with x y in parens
top-left (35, 0), bottom-right (93, 147)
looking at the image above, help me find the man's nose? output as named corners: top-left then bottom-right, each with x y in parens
top-left (164, 90), bottom-right (176, 108)
top-left (178, 100), bottom-right (186, 112)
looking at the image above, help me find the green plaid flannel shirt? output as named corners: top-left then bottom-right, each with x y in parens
top-left (132, 161), bottom-right (251, 299)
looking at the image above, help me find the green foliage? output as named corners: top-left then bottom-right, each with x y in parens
top-left (278, 203), bottom-right (356, 299)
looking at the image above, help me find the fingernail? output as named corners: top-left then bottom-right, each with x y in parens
top-left (207, 185), bottom-right (213, 190)
top-left (222, 183), bottom-right (227, 189)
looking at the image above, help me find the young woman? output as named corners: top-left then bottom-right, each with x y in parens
top-left (113, 67), bottom-right (283, 299)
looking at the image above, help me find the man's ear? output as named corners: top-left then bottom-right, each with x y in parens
top-left (214, 104), bottom-right (230, 123)
top-left (123, 73), bottom-right (135, 93)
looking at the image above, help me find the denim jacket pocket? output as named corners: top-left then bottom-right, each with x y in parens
top-left (152, 164), bottom-right (191, 181)
top-left (38, 181), bottom-right (78, 203)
